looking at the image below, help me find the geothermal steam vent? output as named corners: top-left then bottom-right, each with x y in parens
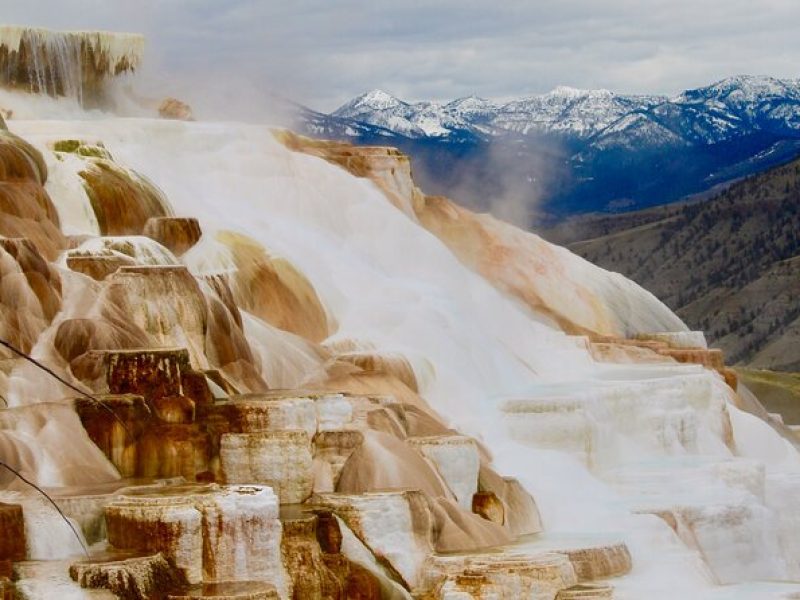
top-left (0, 25), bottom-right (799, 600)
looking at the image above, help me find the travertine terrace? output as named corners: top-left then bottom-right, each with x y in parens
top-left (1, 27), bottom-right (800, 600)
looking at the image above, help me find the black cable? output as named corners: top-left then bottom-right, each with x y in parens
top-left (0, 461), bottom-right (89, 557)
top-left (0, 338), bottom-right (129, 434)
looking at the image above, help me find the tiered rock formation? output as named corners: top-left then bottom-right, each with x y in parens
top-left (2, 63), bottom-right (800, 600)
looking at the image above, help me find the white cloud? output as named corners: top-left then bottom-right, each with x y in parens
top-left (5, 0), bottom-right (800, 112)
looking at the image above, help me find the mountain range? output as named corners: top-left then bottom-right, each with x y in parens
top-left (296, 75), bottom-right (800, 219)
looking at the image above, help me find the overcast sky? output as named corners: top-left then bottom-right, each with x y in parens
top-left (5, 0), bottom-right (800, 112)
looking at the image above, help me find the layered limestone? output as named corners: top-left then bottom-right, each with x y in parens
top-left (105, 484), bottom-right (289, 594)
top-left (0, 27), bottom-right (143, 105)
top-left (219, 431), bottom-right (313, 504)
top-left (313, 429), bottom-right (364, 486)
top-left (500, 369), bottom-right (731, 468)
top-left (635, 331), bottom-right (708, 349)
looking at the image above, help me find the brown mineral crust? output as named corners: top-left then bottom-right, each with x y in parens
top-left (74, 394), bottom-right (152, 477)
top-left (105, 348), bottom-right (191, 400)
top-left (151, 395), bottom-right (196, 424)
top-left (158, 98), bottom-right (194, 121)
top-left (478, 464), bottom-right (543, 536)
top-left (556, 583), bottom-right (614, 599)
top-left (214, 230), bottom-right (331, 343)
top-left (137, 423), bottom-right (211, 479)
top-left (280, 512), bottom-right (341, 599)
top-left (69, 552), bottom-right (185, 600)
top-left (80, 159), bottom-right (172, 236)
top-left (54, 317), bottom-right (150, 369)
top-left (181, 369), bottom-right (216, 416)
top-left (66, 252), bottom-right (136, 280)
top-left (471, 491), bottom-right (505, 525)
top-left (0, 503), bottom-right (25, 561)
top-left (315, 510), bottom-right (343, 554)
top-left (0, 132), bottom-right (55, 267)
top-left (334, 351), bottom-right (419, 393)
top-left (144, 217), bottom-right (202, 256)
top-left (343, 562), bottom-right (382, 600)
top-left (0, 576), bottom-right (13, 600)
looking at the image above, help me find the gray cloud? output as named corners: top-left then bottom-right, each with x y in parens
top-left (5, 0), bottom-right (800, 113)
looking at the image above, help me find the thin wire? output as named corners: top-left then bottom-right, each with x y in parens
top-left (0, 338), bottom-right (129, 434)
top-left (0, 461), bottom-right (89, 557)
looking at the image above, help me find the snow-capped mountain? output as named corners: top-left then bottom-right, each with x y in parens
top-left (325, 76), bottom-right (800, 147)
top-left (296, 76), bottom-right (800, 218)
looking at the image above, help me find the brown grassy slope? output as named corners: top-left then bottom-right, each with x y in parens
top-left (544, 157), bottom-right (800, 369)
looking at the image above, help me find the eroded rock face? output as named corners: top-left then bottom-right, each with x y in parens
top-left (105, 484), bottom-right (289, 594)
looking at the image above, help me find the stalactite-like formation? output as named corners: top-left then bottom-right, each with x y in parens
top-left (0, 26), bottom-right (143, 105)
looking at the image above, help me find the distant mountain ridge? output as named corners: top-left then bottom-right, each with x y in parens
top-left (296, 76), bottom-right (800, 219)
